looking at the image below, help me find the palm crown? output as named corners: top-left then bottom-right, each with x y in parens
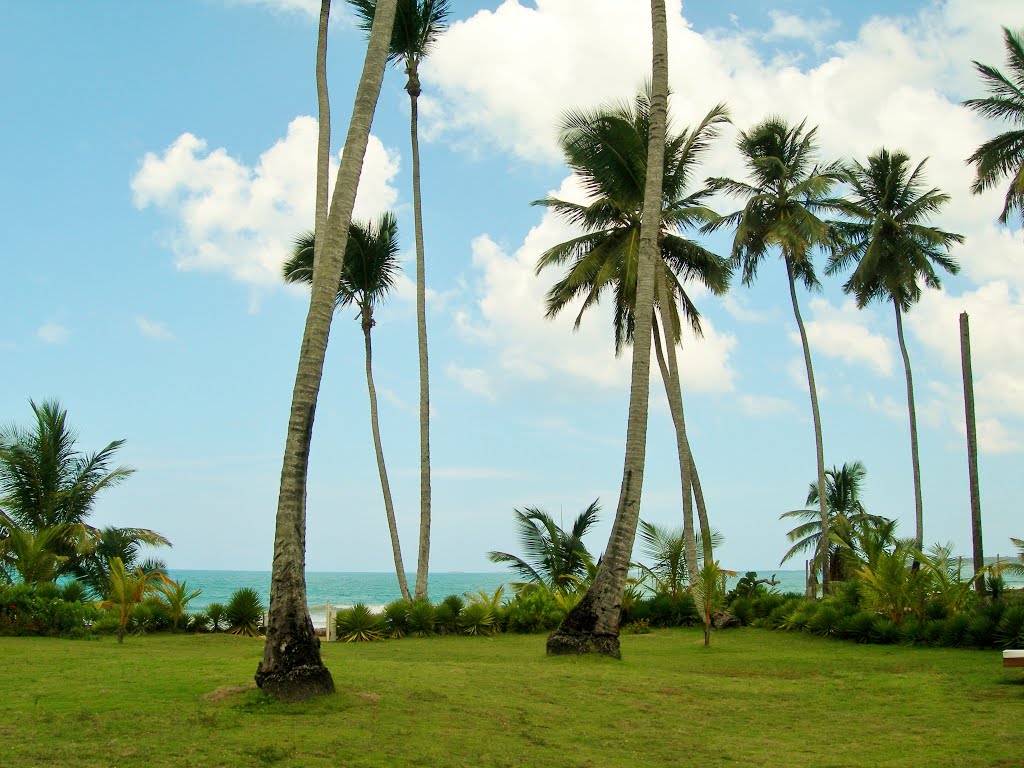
top-left (534, 92), bottom-right (732, 353)
top-left (349, 0), bottom-right (451, 88)
top-left (829, 149), bottom-right (962, 308)
top-left (963, 26), bottom-right (1024, 226)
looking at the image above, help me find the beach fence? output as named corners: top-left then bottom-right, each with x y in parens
top-left (258, 606), bottom-right (339, 641)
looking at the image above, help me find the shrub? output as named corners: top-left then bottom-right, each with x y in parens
top-left (939, 614), bottom-right (971, 648)
top-left (406, 599), bottom-right (437, 637)
top-left (997, 605), bottom-right (1024, 648)
top-left (837, 611), bottom-right (878, 643)
top-left (965, 614), bottom-right (999, 649)
top-left (434, 595), bottom-right (464, 635)
top-left (806, 605), bottom-right (843, 637)
top-left (781, 602), bottom-right (818, 632)
top-left (899, 618), bottom-right (929, 646)
top-left (622, 619), bottom-right (651, 635)
top-left (869, 616), bottom-right (901, 645)
top-left (504, 589), bottom-right (564, 633)
top-left (458, 602), bottom-right (496, 636)
top-left (225, 587), bottom-right (265, 637)
top-left (382, 599), bottom-right (410, 638)
top-left (0, 583), bottom-right (97, 637)
top-left (129, 598), bottom-right (173, 635)
top-left (59, 580), bottom-right (89, 603)
top-left (335, 603), bottom-right (383, 642)
top-left (643, 592), bottom-right (698, 628)
top-left (205, 603), bottom-right (227, 632)
top-left (729, 597), bottom-right (753, 626)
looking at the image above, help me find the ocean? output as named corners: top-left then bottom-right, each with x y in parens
top-left (168, 568), bottom-right (814, 627)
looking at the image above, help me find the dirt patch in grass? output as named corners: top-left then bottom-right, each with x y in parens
top-left (199, 681), bottom-right (256, 702)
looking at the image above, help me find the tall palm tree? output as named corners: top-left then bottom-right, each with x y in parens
top-left (779, 460), bottom-right (891, 583)
top-left (282, 215), bottom-right (412, 603)
top-left (827, 149), bottom-right (962, 554)
top-left (487, 501), bottom-right (599, 593)
top-left (349, 0), bottom-right (451, 601)
top-left (706, 117), bottom-right (845, 594)
top-left (533, 95), bottom-right (731, 587)
top-left (258, 0), bottom-right (398, 702)
top-left (963, 26), bottom-right (1024, 227)
top-left (546, 0), bottom-right (669, 658)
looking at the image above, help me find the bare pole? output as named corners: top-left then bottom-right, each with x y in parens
top-left (960, 312), bottom-right (984, 593)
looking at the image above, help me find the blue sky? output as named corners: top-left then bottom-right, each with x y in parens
top-left (1, 0), bottom-right (1022, 574)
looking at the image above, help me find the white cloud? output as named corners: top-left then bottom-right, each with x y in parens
top-left (135, 316), bottom-right (174, 341)
top-left (738, 394), bottom-right (797, 417)
top-left (866, 393), bottom-right (906, 422)
top-left (446, 363), bottom-right (496, 402)
top-left (36, 322), bottom-right (69, 345)
top-left (797, 298), bottom-right (894, 377)
top-left (763, 10), bottom-right (838, 44)
top-left (223, 0), bottom-right (318, 17)
top-left (132, 117), bottom-right (400, 287)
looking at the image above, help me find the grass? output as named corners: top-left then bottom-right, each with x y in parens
top-left (2, 628), bottom-right (1022, 767)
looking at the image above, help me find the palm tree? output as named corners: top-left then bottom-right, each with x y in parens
top-left (706, 117), bottom-right (845, 594)
top-left (546, 0), bottom-right (669, 658)
top-left (533, 94), bottom-right (731, 587)
top-left (634, 519), bottom-right (723, 599)
top-left (0, 519), bottom-right (81, 585)
top-left (349, 0), bottom-right (451, 601)
top-left (282, 215), bottom-right (412, 603)
top-left (487, 502), bottom-right (599, 593)
top-left (101, 556), bottom-right (168, 644)
top-left (997, 537), bottom-right (1024, 577)
top-left (780, 460), bottom-right (891, 583)
top-left (963, 26), bottom-right (1024, 227)
top-left (827, 149), bottom-right (962, 554)
top-left (259, 0), bottom-right (398, 702)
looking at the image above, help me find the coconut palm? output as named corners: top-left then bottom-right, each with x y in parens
top-left (101, 556), bottom-right (168, 644)
top-left (487, 502), bottom-right (599, 593)
top-left (780, 460), bottom-right (892, 583)
top-left (282, 214), bottom-right (412, 603)
top-left (76, 525), bottom-right (170, 598)
top-left (0, 520), bottom-right (83, 585)
top-left (259, 0), bottom-right (398, 702)
top-left (963, 26), bottom-right (1024, 227)
top-left (997, 537), bottom-right (1024, 578)
top-left (827, 149), bottom-right (962, 553)
top-left (546, 0), bottom-right (669, 658)
top-left (533, 94), bottom-right (731, 587)
top-left (349, 0), bottom-right (451, 601)
top-left (634, 519), bottom-right (724, 599)
top-left (706, 117), bottom-right (845, 594)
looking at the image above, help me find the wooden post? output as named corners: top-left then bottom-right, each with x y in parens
top-left (960, 312), bottom-right (984, 593)
top-left (326, 602), bottom-right (334, 642)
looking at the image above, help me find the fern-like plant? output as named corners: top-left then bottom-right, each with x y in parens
top-left (335, 603), bottom-right (383, 642)
top-left (225, 587), bottom-right (264, 637)
top-left (458, 602), bottom-right (496, 636)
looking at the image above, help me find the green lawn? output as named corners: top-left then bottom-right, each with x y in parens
top-left (2, 628), bottom-right (1021, 767)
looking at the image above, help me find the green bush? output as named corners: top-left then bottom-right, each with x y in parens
top-left (0, 583), bottom-right (98, 637)
top-left (869, 616), bottom-right (901, 645)
top-left (939, 614), bottom-right (971, 648)
top-left (729, 597), bottom-right (753, 626)
top-left (965, 614), bottom-right (999, 649)
top-left (504, 589), bottom-right (564, 633)
top-left (205, 603), bottom-right (227, 632)
top-left (129, 598), bottom-right (172, 635)
top-left (382, 599), bottom-right (410, 638)
top-left (806, 605), bottom-right (843, 637)
top-left (59, 580), bottom-right (89, 603)
top-left (622, 619), bottom-right (651, 635)
top-left (335, 603), bottom-right (383, 642)
top-left (406, 599), bottom-right (436, 637)
top-left (640, 592), bottom-right (698, 628)
top-left (434, 595), bottom-right (464, 635)
top-left (837, 611), bottom-right (877, 643)
top-left (781, 602), bottom-right (818, 632)
top-left (997, 605), bottom-right (1024, 648)
top-left (458, 602), bottom-right (496, 636)
top-left (225, 587), bottom-right (264, 637)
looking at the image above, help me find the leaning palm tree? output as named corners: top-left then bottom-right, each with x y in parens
top-left (706, 117), bottom-right (845, 594)
top-left (827, 149), bottom-right (962, 553)
top-left (534, 94), bottom-right (731, 587)
top-left (349, 0), bottom-right (451, 601)
top-left (487, 501), bottom-right (599, 594)
top-left (282, 215), bottom-right (412, 603)
top-left (963, 26), bottom-right (1024, 227)
top-left (259, 0), bottom-right (398, 702)
top-left (780, 460), bottom-right (892, 584)
top-left (546, 0), bottom-right (670, 658)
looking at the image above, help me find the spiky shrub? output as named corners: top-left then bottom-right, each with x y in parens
top-left (838, 611), bottom-right (878, 643)
top-left (184, 611), bottom-right (208, 633)
top-left (406, 599), bottom-right (437, 637)
top-left (729, 597), bottom-right (753, 626)
top-left (434, 594), bottom-right (464, 635)
top-left (940, 614), bottom-right (971, 648)
top-left (643, 592), bottom-right (699, 628)
top-left (382, 599), bottom-right (410, 638)
top-left (781, 601), bottom-right (818, 632)
top-left (869, 616), bottom-right (901, 645)
top-left (806, 605), bottom-right (843, 637)
top-left (225, 587), bottom-right (264, 637)
top-left (205, 603), bottom-right (226, 632)
top-left (997, 605), bottom-right (1024, 648)
top-left (899, 618), bottom-right (928, 646)
top-left (458, 602), bottom-right (496, 636)
top-left (965, 614), bottom-right (999, 649)
top-left (335, 603), bottom-right (383, 642)
top-left (35, 582), bottom-right (61, 600)
top-left (59, 580), bottom-right (89, 603)
top-left (128, 599), bottom-right (172, 635)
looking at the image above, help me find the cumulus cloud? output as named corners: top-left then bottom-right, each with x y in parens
top-left (131, 117), bottom-right (400, 287)
top-left (135, 316), bottom-right (174, 341)
top-left (36, 322), bottom-right (69, 345)
top-left (223, 0), bottom-right (318, 16)
top-left (738, 394), bottom-right (797, 417)
top-left (446, 363), bottom-right (496, 402)
top-left (798, 298), bottom-right (894, 377)
top-left (763, 10), bottom-right (839, 45)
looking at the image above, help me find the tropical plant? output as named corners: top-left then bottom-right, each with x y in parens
top-left (335, 603), bottom-right (384, 642)
top-left (916, 542), bottom-right (985, 617)
top-left (996, 537), bottom-right (1024, 577)
top-left (780, 461), bottom-right (893, 584)
top-left (828, 150), bottom-right (962, 553)
top-left (76, 525), bottom-right (171, 598)
top-left (283, 215), bottom-right (412, 603)
top-left (547, 0), bottom-right (670, 657)
top-left (487, 502), bottom-right (599, 593)
top-left (634, 519), bottom-right (723, 598)
top-left (458, 602), bottom-right (496, 636)
top-left (434, 594), bottom-right (464, 634)
top-left (706, 117), bottom-right (845, 593)
top-left (259, 0), bottom-right (397, 701)
top-left (963, 26), bottom-right (1024, 227)
top-left (382, 599), bottom-right (411, 638)
top-left (227, 587), bottom-right (265, 637)
top-left (0, 521), bottom-right (84, 585)
top-left (855, 540), bottom-right (930, 625)
top-left (534, 93), bottom-right (731, 580)
top-left (156, 578), bottom-right (202, 630)
top-left (205, 602), bottom-right (227, 633)
top-left (406, 598), bottom-right (437, 637)
top-left (691, 560), bottom-right (736, 647)
top-left (349, 0), bottom-right (451, 601)
top-left (100, 556), bottom-right (168, 643)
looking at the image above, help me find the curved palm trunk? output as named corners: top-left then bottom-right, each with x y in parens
top-left (257, 0), bottom-right (398, 702)
top-left (894, 302), bottom-right (924, 554)
top-left (786, 261), bottom-right (830, 596)
top-left (546, 0), bottom-right (668, 658)
top-left (652, 309), bottom-right (699, 587)
top-left (361, 306), bottom-right (413, 603)
top-left (960, 312), bottom-right (984, 592)
top-left (406, 59), bottom-right (432, 601)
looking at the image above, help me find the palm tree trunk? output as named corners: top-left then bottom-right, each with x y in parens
top-left (362, 307), bottom-right (413, 603)
top-left (960, 312), bottom-right (984, 592)
top-left (406, 60), bottom-right (432, 601)
top-left (651, 306), bottom-right (699, 587)
top-left (894, 302), bottom-right (924, 554)
top-left (786, 261), bottom-right (830, 596)
top-left (546, 0), bottom-right (668, 658)
top-left (257, 0), bottom-right (397, 702)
